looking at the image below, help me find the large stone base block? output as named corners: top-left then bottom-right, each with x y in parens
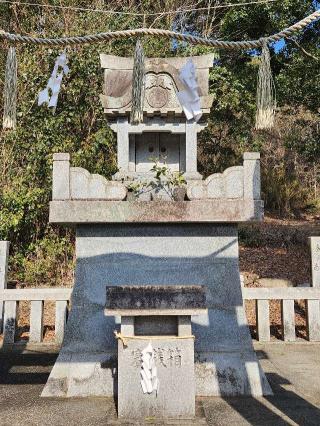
top-left (118, 339), bottom-right (195, 419)
top-left (42, 224), bottom-right (272, 397)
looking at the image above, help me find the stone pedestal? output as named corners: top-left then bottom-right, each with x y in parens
top-left (42, 150), bottom-right (271, 398)
top-left (105, 285), bottom-right (207, 419)
top-left (118, 337), bottom-right (195, 419)
top-left (42, 223), bottom-right (271, 397)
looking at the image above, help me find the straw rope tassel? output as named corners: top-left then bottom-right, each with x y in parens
top-left (3, 46), bottom-right (17, 130)
top-left (255, 40), bottom-right (276, 130)
top-left (130, 39), bottom-right (145, 125)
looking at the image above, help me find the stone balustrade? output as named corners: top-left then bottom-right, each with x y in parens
top-left (49, 152), bottom-right (264, 224)
top-left (52, 152), bottom-right (260, 202)
top-left (0, 288), bottom-right (70, 346)
top-left (1, 286), bottom-right (319, 348)
top-left (243, 287), bottom-right (320, 342)
top-left (187, 152), bottom-right (261, 201)
top-left (52, 153), bottom-right (127, 201)
top-left (0, 241), bottom-right (9, 333)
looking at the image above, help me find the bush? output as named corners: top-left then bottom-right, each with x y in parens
top-left (262, 165), bottom-right (313, 216)
top-left (9, 230), bottom-right (74, 287)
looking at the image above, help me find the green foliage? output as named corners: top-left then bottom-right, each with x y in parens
top-left (0, 1), bottom-right (319, 284)
top-left (10, 230), bottom-right (75, 287)
top-left (238, 226), bottom-right (262, 248)
top-left (127, 158), bottom-right (186, 199)
top-left (262, 164), bottom-right (312, 216)
top-left (0, 177), bottom-right (47, 249)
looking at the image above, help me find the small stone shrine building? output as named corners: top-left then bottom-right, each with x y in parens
top-left (42, 53), bottom-right (271, 398)
top-left (100, 54), bottom-right (214, 181)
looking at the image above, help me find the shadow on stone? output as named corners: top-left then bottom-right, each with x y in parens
top-left (265, 371), bottom-right (320, 426)
top-left (216, 349), bottom-right (320, 426)
top-left (42, 224), bottom-right (271, 399)
top-left (0, 351), bottom-right (57, 385)
top-left (100, 355), bottom-right (118, 413)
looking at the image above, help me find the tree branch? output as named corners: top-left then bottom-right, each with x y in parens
top-left (286, 37), bottom-right (319, 61)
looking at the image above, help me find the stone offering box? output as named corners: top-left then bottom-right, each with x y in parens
top-left (105, 285), bottom-right (207, 419)
top-left (42, 53), bottom-right (271, 399)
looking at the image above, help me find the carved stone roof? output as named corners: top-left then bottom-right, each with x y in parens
top-left (100, 54), bottom-right (214, 118)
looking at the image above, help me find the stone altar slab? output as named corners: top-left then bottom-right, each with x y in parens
top-left (49, 199), bottom-right (264, 224)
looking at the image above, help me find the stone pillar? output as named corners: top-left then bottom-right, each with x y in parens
top-left (0, 241), bottom-right (9, 333)
top-left (178, 315), bottom-right (192, 336)
top-left (55, 300), bottom-right (68, 345)
top-left (3, 300), bottom-right (18, 344)
top-left (116, 117), bottom-right (129, 174)
top-left (185, 120), bottom-right (202, 180)
top-left (29, 300), bottom-right (44, 343)
top-left (243, 152), bottom-right (261, 200)
top-left (121, 316), bottom-right (134, 336)
top-left (310, 237), bottom-right (320, 287)
top-left (52, 153), bottom-right (70, 200)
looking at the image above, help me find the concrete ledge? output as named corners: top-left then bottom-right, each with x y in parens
top-left (49, 199), bottom-right (264, 224)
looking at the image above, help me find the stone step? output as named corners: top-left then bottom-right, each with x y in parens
top-left (105, 419), bottom-right (207, 425)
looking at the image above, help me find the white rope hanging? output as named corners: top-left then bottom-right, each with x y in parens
top-left (255, 40), bottom-right (276, 130)
top-left (3, 46), bottom-right (17, 129)
top-left (130, 40), bottom-right (145, 125)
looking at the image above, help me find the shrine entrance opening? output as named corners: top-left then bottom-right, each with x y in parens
top-left (129, 132), bottom-right (186, 173)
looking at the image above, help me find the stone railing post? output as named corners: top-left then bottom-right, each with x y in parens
top-left (310, 237), bottom-right (320, 288)
top-left (185, 119), bottom-right (198, 176)
top-left (52, 153), bottom-right (70, 200)
top-left (117, 117), bottom-right (129, 174)
top-left (243, 152), bottom-right (261, 200)
top-left (0, 241), bottom-right (9, 333)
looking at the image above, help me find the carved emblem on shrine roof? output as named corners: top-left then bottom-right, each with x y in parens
top-left (100, 54), bottom-right (214, 118)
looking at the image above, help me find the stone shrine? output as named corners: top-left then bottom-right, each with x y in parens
top-left (42, 53), bottom-right (271, 400)
top-left (100, 54), bottom-right (214, 181)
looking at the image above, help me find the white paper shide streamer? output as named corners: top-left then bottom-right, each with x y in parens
top-left (177, 59), bottom-right (202, 122)
top-left (140, 343), bottom-right (159, 395)
top-left (38, 52), bottom-right (70, 109)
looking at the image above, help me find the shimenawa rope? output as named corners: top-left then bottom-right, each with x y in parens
top-left (1, 9), bottom-right (318, 130)
top-left (0, 9), bottom-right (319, 48)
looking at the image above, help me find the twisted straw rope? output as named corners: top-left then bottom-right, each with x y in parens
top-left (0, 9), bottom-right (319, 48)
top-left (114, 331), bottom-right (195, 347)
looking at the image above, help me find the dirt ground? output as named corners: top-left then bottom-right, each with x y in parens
top-left (240, 214), bottom-right (320, 340)
top-left (2, 215), bottom-right (319, 344)
top-left (240, 244), bottom-right (309, 339)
